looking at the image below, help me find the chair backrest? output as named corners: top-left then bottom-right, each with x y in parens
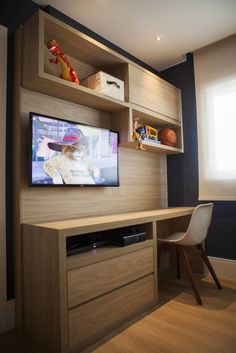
top-left (181, 203), bottom-right (213, 246)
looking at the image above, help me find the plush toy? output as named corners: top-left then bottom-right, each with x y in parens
top-left (47, 39), bottom-right (80, 84)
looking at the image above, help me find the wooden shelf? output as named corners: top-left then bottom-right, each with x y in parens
top-left (33, 207), bottom-right (193, 235)
top-left (22, 10), bottom-right (129, 112)
top-left (131, 104), bottom-right (182, 127)
top-left (22, 9), bottom-right (184, 155)
top-left (25, 72), bottom-right (130, 112)
top-left (129, 104), bottom-right (183, 153)
top-left (120, 140), bottom-right (183, 154)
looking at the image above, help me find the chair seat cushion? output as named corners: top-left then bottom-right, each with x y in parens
top-left (157, 232), bottom-right (186, 243)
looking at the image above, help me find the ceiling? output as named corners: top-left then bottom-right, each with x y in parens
top-left (33, 0), bottom-right (236, 71)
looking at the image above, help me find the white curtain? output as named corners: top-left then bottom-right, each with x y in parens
top-left (194, 34), bottom-right (236, 200)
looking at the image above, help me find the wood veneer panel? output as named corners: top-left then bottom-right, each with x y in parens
top-left (20, 89), bottom-right (167, 224)
top-left (22, 225), bottom-right (68, 353)
top-left (131, 104), bottom-right (181, 127)
top-left (129, 65), bottom-right (181, 121)
top-left (43, 12), bottom-right (126, 68)
top-left (33, 208), bottom-right (194, 235)
top-left (68, 275), bottom-right (155, 352)
top-left (28, 72), bottom-right (130, 112)
top-left (120, 140), bottom-right (183, 154)
top-left (68, 246), bottom-right (154, 307)
top-left (67, 239), bottom-right (154, 270)
top-left (22, 11), bottom-right (130, 112)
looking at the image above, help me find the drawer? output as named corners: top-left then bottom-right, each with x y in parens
top-left (68, 246), bottom-right (153, 308)
top-left (69, 274), bottom-right (155, 352)
top-left (128, 65), bottom-right (181, 121)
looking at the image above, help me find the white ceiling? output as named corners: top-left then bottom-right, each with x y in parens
top-left (33, 0), bottom-right (236, 71)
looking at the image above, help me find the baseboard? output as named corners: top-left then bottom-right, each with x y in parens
top-left (208, 256), bottom-right (236, 281)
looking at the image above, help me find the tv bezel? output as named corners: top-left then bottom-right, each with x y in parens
top-left (29, 112), bottom-right (120, 187)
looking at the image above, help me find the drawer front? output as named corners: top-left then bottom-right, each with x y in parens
top-left (68, 246), bottom-right (153, 308)
top-left (129, 65), bottom-right (181, 121)
top-left (69, 274), bottom-right (155, 352)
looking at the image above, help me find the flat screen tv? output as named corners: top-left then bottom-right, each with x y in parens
top-left (29, 112), bottom-right (119, 186)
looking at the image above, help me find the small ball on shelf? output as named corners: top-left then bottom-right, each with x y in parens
top-left (159, 128), bottom-right (177, 147)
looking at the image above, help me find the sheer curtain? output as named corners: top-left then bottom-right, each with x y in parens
top-left (194, 34), bottom-right (236, 200)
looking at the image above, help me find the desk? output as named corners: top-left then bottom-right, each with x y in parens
top-left (22, 207), bottom-right (194, 353)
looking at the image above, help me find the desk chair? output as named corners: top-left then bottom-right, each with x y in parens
top-left (157, 203), bottom-right (222, 305)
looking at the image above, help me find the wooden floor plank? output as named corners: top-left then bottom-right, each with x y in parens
top-left (1, 276), bottom-right (236, 353)
top-left (89, 276), bottom-right (236, 353)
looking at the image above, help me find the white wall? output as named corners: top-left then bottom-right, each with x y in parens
top-left (0, 24), bottom-right (14, 333)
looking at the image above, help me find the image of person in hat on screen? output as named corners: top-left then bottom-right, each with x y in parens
top-left (43, 127), bottom-right (100, 184)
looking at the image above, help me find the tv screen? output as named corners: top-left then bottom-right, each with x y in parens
top-left (30, 112), bottom-right (119, 186)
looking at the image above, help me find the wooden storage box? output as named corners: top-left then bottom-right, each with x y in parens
top-left (81, 71), bottom-right (125, 101)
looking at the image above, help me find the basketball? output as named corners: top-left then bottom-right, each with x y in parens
top-left (159, 128), bottom-right (177, 147)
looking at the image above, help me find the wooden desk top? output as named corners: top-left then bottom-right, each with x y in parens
top-left (23, 207), bottom-right (194, 237)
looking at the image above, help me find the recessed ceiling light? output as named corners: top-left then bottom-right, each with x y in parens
top-left (156, 36), bottom-right (161, 41)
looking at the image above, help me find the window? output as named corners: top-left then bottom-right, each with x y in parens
top-left (205, 81), bottom-right (236, 179)
top-left (194, 35), bottom-right (236, 200)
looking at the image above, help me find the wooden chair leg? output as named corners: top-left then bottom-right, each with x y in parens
top-left (176, 249), bottom-right (180, 279)
top-left (197, 244), bottom-right (222, 289)
top-left (180, 247), bottom-right (203, 305)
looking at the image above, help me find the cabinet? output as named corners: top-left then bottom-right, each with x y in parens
top-left (22, 215), bottom-right (157, 353)
top-left (69, 275), bottom-right (154, 352)
top-left (22, 10), bottom-right (183, 155)
top-left (116, 105), bottom-right (183, 154)
top-left (21, 208), bottom-right (194, 353)
top-left (67, 246), bottom-right (153, 308)
top-left (128, 65), bottom-right (181, 122)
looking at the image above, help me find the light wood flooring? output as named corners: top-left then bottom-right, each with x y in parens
top-left (1, 275), bottom-right (236, 353)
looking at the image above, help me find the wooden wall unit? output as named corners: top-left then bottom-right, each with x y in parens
top-left (21, 9), bottom-right (184, 155)
top-left (14, 7), bottom-right (186, 352)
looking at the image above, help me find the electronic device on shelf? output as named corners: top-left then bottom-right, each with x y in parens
top-left (109, 227), bottom-right (147, 246)
top-left (67, 237), bottom-right (92, 256)
top-left (66, 227), bottom-right (147, 256)
top-left (67, 233), bottom-right (109, 256)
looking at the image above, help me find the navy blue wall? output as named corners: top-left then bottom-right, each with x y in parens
top-left (161, 54), bottom-right (236, 260)
top-left (0, 0), bottom-right (39, 300)
top-left (160, 53), bottom-right (198, 207)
